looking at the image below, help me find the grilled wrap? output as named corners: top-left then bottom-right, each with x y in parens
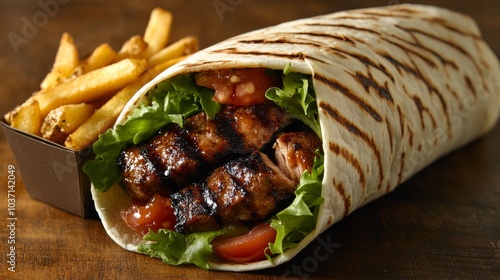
top-left (89, 4), bottom-right (500, 271)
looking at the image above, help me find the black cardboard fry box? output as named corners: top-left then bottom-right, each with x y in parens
top-left (1, 118), bottom-right (96, 218)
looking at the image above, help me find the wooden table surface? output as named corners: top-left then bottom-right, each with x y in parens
top-left (1, 0), bottom-right (499, 279)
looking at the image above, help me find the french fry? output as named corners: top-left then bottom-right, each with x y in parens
top-left (115, 35), bottom-right (149, 61)
top-left (40, 33), bottom-right (80, 90)
top-left (148, 36), bottom-right (198, 66)
top-left (10, 100), bottom-right (43, 136)
top-left (6, 7), bottom-right (196, 150)
top-left (41, 103), bottom-right (97, 144)
top-left (34, 58), bottom-right (148, 117)
top-left (143, 8), bottom-right (173, 58)
top-left (4, 104), bottom-right (22, 125)
top-left (65, 55), bottom-right (188, 150)
top-left (80, 43), bottom-right (117, 74)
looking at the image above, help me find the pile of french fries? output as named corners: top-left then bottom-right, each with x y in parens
top-left (4, 8), bottom-right (198, 151)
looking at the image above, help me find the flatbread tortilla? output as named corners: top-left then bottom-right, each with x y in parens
top-left (91, 4), bottom-right (500, 271)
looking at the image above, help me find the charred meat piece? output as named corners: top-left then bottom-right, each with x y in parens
top-left (201, 102), bottom-right (292, 160)
top-left (274, 130), bottom-right (323, 182)
top-left (119, 146), bottom-right (163, 202)
top-left (118, 125), bottom-right (207, 202)
top-left (118, 102), bottom-right (290, 202)
top-left (171, 152), bottom-right (296, 233)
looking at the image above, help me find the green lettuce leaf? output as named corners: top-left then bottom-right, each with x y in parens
top-left (138, 228), bottom-right (225, 269)
top-left (265, 71), bottom-right (321, 139)
top-left (269, 152), bottom-right (324, 255)
top-left (83, 74), bottom-right (221, 192)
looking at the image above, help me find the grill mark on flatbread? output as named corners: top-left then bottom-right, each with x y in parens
top-left (389, 34), bottom-right (459, 70)
top-left (446, 84), bottom-right (464, 110)
top-left (389, 5), bottom-right (420, 14)
top-left (297, 32), bottom-right (356, 44)
top-left (349, 10), bottom-right (484, 72)
top-left (309, 22), bottom-right (452, 76)
top-left (385, 182), bottom-right (392, 193)
top-left (397, 105), bottom-right (405, 138)
top-left (412, 96), bottom-right (437, 131)
top-left (358, 6), bottom-right (483, 40)
top-left (427, 17), bottom-right (483, 40)
top-left (381, 37), bottom-right (436, 68)
top-left (385, 117), bottom-right (394, 154)
top-left (209, 47), bottom-right (317, 63)
top-left (395, 25), bottom-right (470, 57)
top-left (332, 179), bottom-right (351, 218)
top-left (397, 152), bottom-right (406, 185)
top-left (320, 101), bottom-right (384, 190)
top-left (407, 124), bottom-right (414, 147)
top-left (304, 22), bottom-right (381, 36)
top-left (331, 15), bottom-right (381, 22)
top-left (395, 25), bottom-right (483, 75)
top-left (181, 60), bottom-right (243, 68)
top-left (413, 96), bottom-right (426, 130)
top-left (380, 52), bottom-right (419, 77)
top-left (380, 53), bottom-right (451, 136)
top-left (464, 75), bottom-right (477, 98)
top-left (315, 74), bottom-right (383, 122)
top-left (331, 49), bottom-right (395, 82)
top-left (358, 11), bottom-right (413, 19)
top-left (330, 51), bottom-right (348, 60)
top-left (237, 38), bottom-right (323, 48)
top-left (329, 142), bottom-right (366, 195)
top-left (352, 71), bottom-right (393, 102)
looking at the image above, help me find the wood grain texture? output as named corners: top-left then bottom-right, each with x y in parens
top-left (1, 0), bottom-right (499, 278)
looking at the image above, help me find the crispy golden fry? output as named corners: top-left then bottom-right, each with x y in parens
top-left (80, 43), bottom-right (117, 74)
top-left (143, 8), bottom-right (173, 58)
top-left (4, 104), bottom-right (21, 125)
top-left (40, 33), bottom-right (80, 90)
top-left (34, 58), bottom-right (148, 116)
top-left (7, 8), bottom-right (194, 149)
top-left (10, 99), bottom-right (43, 136)
top-left (115, 35), bottom-right (149, 61)
top-left (41, 103), bottom-right (97, 144)
top-left (65, 55), bottom-right (188, 150)
top-left (148, 36), bottom-right (198, 66)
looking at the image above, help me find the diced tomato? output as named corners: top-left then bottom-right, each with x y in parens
top-left (211, 223), bottom-right (277, 263)
top-left (195, 68), bottom-right (281, 106)
top-left (121, 194), bottom-right (176, 235)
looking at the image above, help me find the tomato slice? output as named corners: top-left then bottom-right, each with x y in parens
top-left (121, 194), bottom-right (176, 235)
top-left (211, 223), bottom-right (277, 263)
top-left (195, 68), bottom-right (281, 106)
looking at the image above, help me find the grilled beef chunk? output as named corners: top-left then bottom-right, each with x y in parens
top-left (170, 152), bottom-right (296, 233)
top-left (185, 102), bottom-right (290, 164)
top-left (118, 102), bottom-right (290, 202)
top-left (119, 146), bottom-right (163, 202)
top-left (274, 130), bottom-right (322, 182)
top-left (171, 129), bottom-right (322, 234)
